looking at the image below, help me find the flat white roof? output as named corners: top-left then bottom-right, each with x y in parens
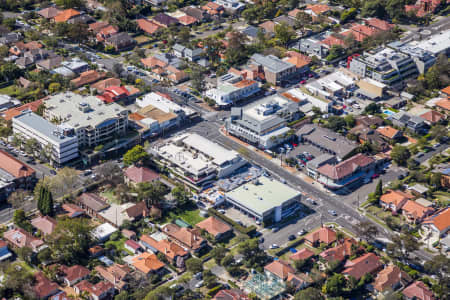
top-left (361, 77), bottom-right (387, 88)
top-left (92, 223), bottom-right (117, 240)
top-left (412, 29), bottom-right (450, 54)
top-left (137, 92), bottom-right (194, 116)
top-left (45, 92), bottom-right (127, 129)
top-left (245, 95), bottom-right (290, 122)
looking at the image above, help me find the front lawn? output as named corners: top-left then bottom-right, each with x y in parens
top-left (100, 189), bottom-right (119, 204)
top-left (0, 84), bottom-right (18, 96)
top-left (160, 206), bottom-right (205, 226)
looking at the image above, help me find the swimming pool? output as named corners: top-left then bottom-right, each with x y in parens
top-left (383, 109), bottom-right (395, 116)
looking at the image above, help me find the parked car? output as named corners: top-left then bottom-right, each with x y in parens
top-left (269, 244), bottom-right (279, 249)
top-left (272, 227), bottom-right (279, 233)
top-left (297, 229), bottom-right (306, 236)
top-left (328, 210), bottom-right (337, 216)
top-left (288, 235), bottom-right (296, 241)
top-left (258, 237), bottom-right (265, 243)
top-left (194, 280), bottom-right (204, 288)
top-left (49, 170), bottom-right (57, 175)
top-left (218, 209), bottom-right (226, 214)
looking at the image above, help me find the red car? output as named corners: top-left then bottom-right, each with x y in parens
top-left (300, 80), bottom-right (307, 84)
top-left (308, 73), bottom-right (314, 78)
top-left (371, 174), bottom-right (380, 179)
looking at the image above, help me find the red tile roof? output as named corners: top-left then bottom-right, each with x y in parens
top-left (125, 201), bottom-right (149, 219)
top-left (264, 260), bottom-right (295, 280)
top-left (402, 200), bottom-right (435, 220)
top-left (71, 70), bottom-right (106, 88)
top-left (34, 272), bottom-right (60, 299)
top-left (78, 193), bottom-right (109, 212)
top-left (380, 190), bottom-right (414, 207)
top-left (132, 252), bottom-right (165, 274)
top-left (88, 21), bottom-right (110, 33)
top-left (75, 280), bottom-right (115, 298)
top-left (38, 7), bottom-right (61, 19)
top-left (213, 289), bottom-right (250, 300)
top-left (365, 18), bottom-right (394, 31)
top-left (290, 248), bottom-right (315, 261)
top-left (2, 99), bottom-right (43, 121)
top-left (61, 265), bottom-right (90, 283)
top-left (178, 15), bottom-right (198, 25)
top-left (423, 208), bottom-right (450, 233)
top-left (137, 18), bottom-right (161, 35)
top-left (125, 239), bottom-right (141, 250)
top-left (321, 35), bottom-right (346, 48)
top-left (376, 126), bottom-right (401, 139)
top-left (0, 149), bottom-right (35, 178)
top-left (162, 223), bottom-right (205, 251)
top-left (91, 78), bottom-right (121, 93)
top-left (31, 216), bottom-right (57, 236)
top-left (343, 253), bottom-right (382, 280)
top-left (317, 154), bottom-right (374, 180)
top-left (305, 227), bottom-right (337, 245)
top-left (54, 9), bottom-right (80, 23)
top-left (402, 281), bottom-right (435, 300)
top-left (306, 4), bottom-right (330, 15)
top-left (259, 21), bottom-right (276, 33)
top-left (4, 228), bottom-right (44, 251)
top-left (196, 217), bottom-right (232, 238)
top-left (440, 85), bottom-right (450, 95)
top-left (319, 238), bottom-right (356, 262)
top-left (420, 110), bottom-right (445, 124)
top-left (140, 235), bottom-right (188, 261)
top-left (435, 98), bottom-right (450, 111)
top-left (62, 203), bottom-right (84, 218)
top-left (124, 166), bottom-right (160, 183)
top-left (374, 265), bottom-right (411, 292)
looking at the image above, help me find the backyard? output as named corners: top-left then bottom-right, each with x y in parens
top-left (160, 206), bottom-right (205, 227)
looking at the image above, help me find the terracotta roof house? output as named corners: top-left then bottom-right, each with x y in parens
top-left (435, 97), bottom-right (450, 112)
top-left (38, 7), bottom-right (61, 19)
top-left (53, 9), bottom-right (81, 23)
top-left (202, 2), bottom-right (224, 15)
top-left (10, 41), bottom-right (43, 56)
top-left (420, 110), bottom-right (445, 124)
top-left (287, 272), bottom-right (313, 292)
top-left (349, 124), bottom-right (389, 152)
top-left (373, 265), bottom-right (412, 294)
top-left (288, 8), bottom-right (302, 18)
top-left (365, 18), bottom-right (395, 31)
top-left (0, 149), bottom-right (36, 198)
top-left (62, 203), bottom-right (85, 218)
top-left (379, 190), bottom-right (414, 212)
top-left (290, 248), bottom-right (315, 261)
top-left (376, 126), bottom-right (403, 141)
top-left (402, 281), bottom-right (435, 300)
top-left (60, 265), bottom-right (90, 286)
top-left (132, 252), bottom-right (165, 275)
top-left (91, 78), bottom-right (122, 93)
top-left (88, 21), bottom-right (110, 33)
top-left (71, 70), bottom-right (106, 88)
top-left (264, 259), bottom-right (295, 281)
top-left (121, 229), bottom-right (136, 240)
top-left (139, 235), bottom-right (188, 263)
top-left (96, 25), bottom-right (119, 42)
top-left (213, 289), bottom-right (250, 300)
top-left (305, 227), bottom-right (337, 247)
top-left (196, 217), bottom-right (232, 240)
top-left (342, 24), bottom-right (379, 42)
top-left (161, 223), bottom-right (206, 253)
top-left (178, 15), bottom-right (198, 26)
top-left (422, 207), bottom-right (450, 237)
top-left (321, 35), bottom-right (346, 48)
top-left (31, 216), bottom-right (57, 236)
top-left (402, 200), bottom-right (435, 223)
top-left (441, 85), bottom-right (450, 96)
top-left (77, 193), bottom-right (109, 217)
top-left (2, 99), bottom-right (43, 121)
top-left (153, 13), bottom-right (179, 27)
top-left (259, 21), bottom-right (276, 33)
top-left (306, 4), bottom-right (331, 16)
top-left (125, 201), bottom-right (149, 220)
top-left (74, 280), bottom-right (115, 300)
top-left (284, 51), bottom-right (312, 70)
top-left (105, 32), bottom-right (136, 51)
top-left (97, 85), bottom-right (130, 103)
top-left (124, 166), bottom-right (160, 186)
top-left (34, 272), bottom-right (60, 299)
top-left (89, 245), bottom-right (105, 258)
top-left (95, 264), bottom-right (131, 291)
top-left (3, 227), bottom-right (44, 252)
top-left (319, 238), bottom-right (357, 262)
top-left (342, 253), bottom-right (382, 280)
top-left (137, 18), bottom-right (161, 35)
top-left (181, 6), bottom-right (210, 22)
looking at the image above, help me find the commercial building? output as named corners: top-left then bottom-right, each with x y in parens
top-left (394, 43), bottom-right (436, 74)
top-left (152, 133), bottom-right (247, 188)
top-left (250, 54), bottom-right (297, 85)
top-left (225, 95), bottom-right (300, 149)
top-left (12, 112), bottom-right (79, 166)
top-left (411, 29), bottom-right (450, 56)
top-left (44, 92), bottom-right (128, 149)
top-left (349, 47), bottom-right (418, 85)
top-left (0, 95), bottom-right (20, 111)
top-left (205, 73), bottom-right (260, 106)
top-left (316, 153), bottom-right (375, 190)
top-left (281, 88), bottom-right (332, 113)
top-left (225, 176), bottom-right (301, 223)
top-left (297, 124), bottom-right (358, 160)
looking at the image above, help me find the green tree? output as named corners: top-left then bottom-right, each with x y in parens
top-left (211, 246), bottom-right (227, 265)
top-left (221, 254), bottom-right (235, 266)
top-left (375, 179), bottom-right (382, 199)
top-left (115, 291), bottom-right (130, 300)
top-left (323, 273), bottom-right (346, 296)
top-left (16, 246), bottom-right (33, 264)
top-left (344, 114), bottom-right (356, 128)
top-left (123, 145), bottom-right (149, 166)
top-left (274, 22), bottom-right (295, 47)
top-left (190, 66), bottom-right (205, 93)
top-left (354, 221), bottom-right (378, 243)
top-left (294, 259), bottom-right (307, 272)
top-left (185, 257), bottom-right (203, 274)
top-left (294, 287), bottom-right (324, 300)
top-left (325, 116), bottom-right (346, 132)
top-left (55, 0), bottom-right (86, 9)
top-left (135, 181), bottom-right (168, 207)
top-left (37, 184), bottom-right (54, 217)
top-left (13, 209), bottom-right (33, 232)
top-left (429, 173), bottom-right (441, 189)
top-left (295, 12), bottom-right (313, 32)
top-left (48, 82), bottom-right (61, 94)
top-left (177, 27), bottom-right (190, 44)
top-left (391, 145), bottom-right (411, 166)
top-left (364, 103), bottom-right (381, 114)
top-left (340, 7), bottom-right (358, 23)
top-left (48, 217), bottom-right (93, 264)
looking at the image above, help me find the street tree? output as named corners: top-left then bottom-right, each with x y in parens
top-left (294, 287), bottom-right (324, 300)
top-left (210, 246), bottom-right (227, 265)
top-left (7, 189), bottom-right (28, 209)
top-left (274, 22), bottom-right (295, 47)
top-left (375, 179), bottom-right (383, 199)
top-left (323, 273), bottom-right (346, 296)
top-left (190, 66), bottom-right (205, 93)
top-left (391, 145), bottom-right (411, 166)
top-left (354, 221), bottom-right (378, 243)
top-left (185, 257), bottom-right (203, 274)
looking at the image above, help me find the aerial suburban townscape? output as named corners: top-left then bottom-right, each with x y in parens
top-left (0, 0), bottom-right (449, 299)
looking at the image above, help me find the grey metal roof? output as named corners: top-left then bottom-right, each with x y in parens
top-left (173, 43), bottom-right (185, 52)
top-left (306, 154), bottom-right (336, 170)
top-left (251, 54), bottom-right (294, 73)
top-left (242, 26), bottom-right (259, 38)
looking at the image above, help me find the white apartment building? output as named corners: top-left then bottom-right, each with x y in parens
top-left (44, 92), bottom-right (128, 149)
top-left (151, 133), bottom-right (247, 189)
top-left (205, 73), bottom-right (260, 106)
top-left (12, 112), bottom-right (79, 166)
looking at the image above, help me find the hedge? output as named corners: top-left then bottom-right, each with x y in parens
top-left (207, 284), bottom-right (223, 296)
top-left (208, 208), bottom-right (256, 236)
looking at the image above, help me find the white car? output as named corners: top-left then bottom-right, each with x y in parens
top-left (269, 244), bottom-right (279, 249)
top-left (194, 280), bottom-right (204, 288)
top-left (297, 230), bottom-right (306, 236)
